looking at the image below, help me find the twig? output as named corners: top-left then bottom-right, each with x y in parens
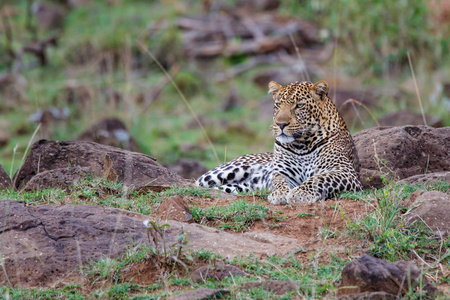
top-left (341, 98), bottom-right (380, 127)
top-left (407, 51), bottom-right (427, 126)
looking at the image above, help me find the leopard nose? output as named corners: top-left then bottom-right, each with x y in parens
top-left (276, 122), bottom-right (289, 130)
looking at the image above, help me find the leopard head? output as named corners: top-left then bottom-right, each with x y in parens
top-left (268, 80), bottom-right (341, 145)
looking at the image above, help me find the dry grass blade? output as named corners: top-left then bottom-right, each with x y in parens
top-left (407, 51), bottom-right (427, 126)
top-left (137, 41), bottom-right (220, 164)
top-left (341, 98), bottom-right (380, 127)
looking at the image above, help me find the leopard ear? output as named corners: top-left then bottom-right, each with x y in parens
top-left (311, 81), bottom-right (329, 99)
top-left (268, 81), bottom-right (282, 96)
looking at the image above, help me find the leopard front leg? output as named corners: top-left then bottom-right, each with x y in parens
top-left (267, 173), bottom-right (290, 205)
top-left (286, 171), bottom-right (361, 204)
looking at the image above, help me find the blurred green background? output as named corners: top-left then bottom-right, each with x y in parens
top-left (1, 0), bottom-right (449, 178)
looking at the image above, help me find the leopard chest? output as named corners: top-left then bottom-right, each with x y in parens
top-left (273, 144), bottom-right (320, 188)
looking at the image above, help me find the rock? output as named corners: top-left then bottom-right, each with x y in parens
top-left (157, 195), bottom-right (194, 223)
top-left (167, 288), bottom-right (230, 300)
top-left (191, 265), bottom-right (245, 283)
top-left (353, 126), bottom-right (450, 188)
top-left (22, 166), bottom-right (89, 191)
top-left (0, 164), bottom-right (12, 189)
top-left (1, 199), bottom-right (300, 288)
top-left (0, 199), bottom-right (147, 288)
top-left (337, 255), bottom-right (437, 298)
top-left (13, 140), bottom-right (188, 191)
top-left (240, 280), bottom-right (299, 295)
top-left (378, 110), bottom-right (443, 128)
top-left (406, 191), bottom-right (450, 233)
top-left (399, 171), bottom-right (450, 187)
top-left (165, 159), bottom-right (208, 180)
top-left (77, 118), bottom-right (138, 152)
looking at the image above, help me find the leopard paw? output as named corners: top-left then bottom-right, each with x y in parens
top-left (267, 193), bottom-right (287, 205)
top-left (286, 188), bottom-right (322, 204)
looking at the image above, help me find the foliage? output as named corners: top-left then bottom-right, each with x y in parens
top-left (191, 199), bottom-right (269, 231)
top-left (344, 182), bottom-right (450, 262)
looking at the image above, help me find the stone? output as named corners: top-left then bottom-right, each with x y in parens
top-left (22, 166), bottom-right (89, 191)
top-left (167, 288), bottom-right (230, 300)
top-left (240, 280), bottom-right (299, 295)
top-left (353, 126), bottom-right (450, 188)
top-left (399, 171), bottom-right (450, 187)
top-left (0, 199), bottom-right (300, 288)
top-left (337, 255), bottom-right (437, 298)
top-left (157, 195), bottom-right (194, 223)
top-left (406, 191), bottom-right (450, 233)
top-left (0, 199), bottom-right (147, 288)
top-left (77, 118), bottom-right (139, 152)
top-left (165, 159), bottom-right (208, 180)
top-left (191, 265), bottom-right (245, 283)
top-left (12, 139), bottom-right (188, 191)
top-left (0, 164), bottom-right (12, 189)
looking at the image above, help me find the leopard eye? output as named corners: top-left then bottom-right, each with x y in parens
top-left (295, 103), bottom-right (304, 109)
top-left (274, 102), bottom-right (281, 109)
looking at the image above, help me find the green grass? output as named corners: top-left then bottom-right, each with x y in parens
top-left (342, 182), bottom-right (450, 263)
top-left (0, 176), bottom-right (213, 215)
top-left (191, 199), bottom-right (269, 232)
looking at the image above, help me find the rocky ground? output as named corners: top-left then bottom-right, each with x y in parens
top-left (0, 125), bottom-right (449, 299)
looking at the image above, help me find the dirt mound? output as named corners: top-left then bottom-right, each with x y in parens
top-left (353, 126), bottom-right (450, 188)
top-left (13, 139), bottom-right (188, 191)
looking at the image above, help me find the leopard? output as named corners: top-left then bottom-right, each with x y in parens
top-left (196, 80), bottom-right (362, 204)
